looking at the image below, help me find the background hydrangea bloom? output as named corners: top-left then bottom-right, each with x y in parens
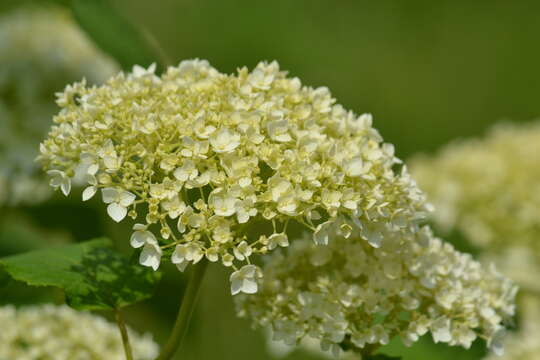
top-left (0, 6), bottom-right (118, 206)
top-left (236, 224), bottom-right (516, 357)
top-left (410, 122), bottom-right (540, 292)
top-left (0, 304), bottom-right (158, 360)
top-left (410, 121), bottom-right (540, 360)
top-left (39, 59), bottom-right (431, 293)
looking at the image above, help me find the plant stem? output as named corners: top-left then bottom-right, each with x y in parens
top-left (114, 308), bottom-right (134, 360)
top-left (157, 259), bottom-right (209, 360)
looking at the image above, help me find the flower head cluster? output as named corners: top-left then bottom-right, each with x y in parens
top-left (0, 6), bottom-right (117, 206)
top-left (0, 304), bottom-right (158, 360)
top-left (236, 223), bottom-right (516, 357)
top-left (410, 122), bottom-right (540, 291)
top-left (40, 59), bottom-right (430, 293)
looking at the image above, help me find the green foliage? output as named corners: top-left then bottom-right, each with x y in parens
top-left (71, 0), bottom-right (167, 71)
top-left (0, 238), bottom-right (161, 310)
top-left (368, 355), bottom-right (402, 360)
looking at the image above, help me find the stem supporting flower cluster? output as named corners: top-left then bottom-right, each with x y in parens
top-left (114, 308), bottom-right (134, 360)
top-left (157, 259), bottom-right (209, 360)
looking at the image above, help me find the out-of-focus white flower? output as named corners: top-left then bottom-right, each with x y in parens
top-left (0, 304), bottom-right (158, 360)
top-left (0, 6), bottom-right (118, 206)
top-left (410, 122), bottom-right (540, 292)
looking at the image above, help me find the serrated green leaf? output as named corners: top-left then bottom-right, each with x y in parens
top-left (71, 0), bottom-right (167, 71)
top-left (0, 238), bottom-right (161, 310)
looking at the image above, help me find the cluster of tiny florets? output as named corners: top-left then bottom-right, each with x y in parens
top-left (0, 304), bottom-right (158, 360)
top-left (236, 223), bottom-right (517, 357)
top-left (40, 59), bottom-right (430, 294)
top-left (410, 122), bottom-right (540, 292)
top-left (0, 6), bottom-right (117, 206)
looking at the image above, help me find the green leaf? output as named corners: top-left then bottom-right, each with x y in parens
top-left (71, 0), bottom-right (168, 71)
top-left (0, 238), bottom-right (161, 310)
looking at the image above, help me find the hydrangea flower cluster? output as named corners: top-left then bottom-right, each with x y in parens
top-left (410, 122), bottom-right (540, 291)
top-left (0, 304), bottom-right (158, 360)
top-left (0, 6), bottom-right (118, 206)
top-left (236, 223), bottom-right (517, 357)
top-left (39, 59), bottom-right (430, 294)
top-left (484, 295), bottom-right (540, 360)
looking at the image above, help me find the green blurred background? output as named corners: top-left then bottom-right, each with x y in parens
top-left (1, 0), bottom-right (538, 359)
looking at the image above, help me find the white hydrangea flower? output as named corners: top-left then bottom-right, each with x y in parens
top-left (267, 233), bottom-right (289, 250)
top-left (209, 190), bottom-right (238, 217)
top-left (130, 223), bottom-right (163, 271)
top-left (130, 223), bottom-right (157, 248)
top-left (230, 264), bottom-right (261, 295)
top-left (171, 243), bottom-right (204, 271)
top-left (209, 128), bottom-right (241, 153)
top-left (0, 6), bottom-right (117, 206)
top-left (46, 170), bottom-right (71, 196)
top-left (102, 188), bottom-right (136, 222)
top-left (236, 225), bottom-right (516, 357)
top-left (0, 304), bottom-right (158, 360)
top-left (39, 59), bottom-right (432, 292)
top-left (139, 241), bottom-right (162, 271)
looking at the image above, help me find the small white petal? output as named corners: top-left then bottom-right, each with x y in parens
top-left (241, 278), bottom-right (258, 294)
top-left (175, 260), bottom-right (189, 272)
top-left (130, 229), bottom-right (155, 248)
top-left (313, 221), bottom-right (333, 245)
top-left (171, 245), bottom-right (187, 264)
top-left (488, 328), bottom-right (506, 356)
top-left (133, 223), bottom-right (147, 231)
top-left (230, 278), bottom-right (243, 295)
top-left (87, 163), bottom-right (99, 175)
top-left (82, 186), bottom-right (97, 201)
top-left (102, 187), bottom-right (118, 204)
top-left (47, 170), bottom-right (64, 187)
top-left (60, 178), bottom-right (71, 196)
top-left (119, 191), bottom-right (136, 206)
top-left (130, 232), bottom-right (146, 248)
top-left (86, 174), bottom-right (98, 186)
top-left (139, 243), bottom-right (162, 271)
top-left (107, 202), bottom-right (127, 222)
